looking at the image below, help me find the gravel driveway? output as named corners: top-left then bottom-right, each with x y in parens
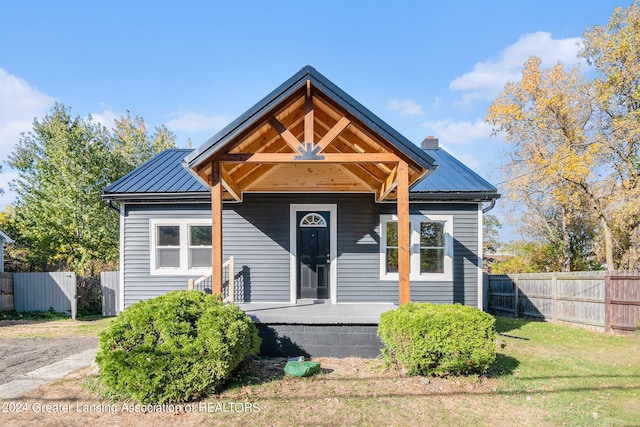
top-left (0, 337), bottom-right (98, 385)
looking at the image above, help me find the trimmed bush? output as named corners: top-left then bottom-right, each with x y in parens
top-left (96, 290), bottom-right (261, 404)
top-left (378, 302), bottom-right (496, 376)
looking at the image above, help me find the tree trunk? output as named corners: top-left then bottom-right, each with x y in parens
top-left (603, 220), bottom-right (615, 271)
top-left (628, 224), bottom-right (639, 270)
top-left (562, 205), bottom-right (571, 272)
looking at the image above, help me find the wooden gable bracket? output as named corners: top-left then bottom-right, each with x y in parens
top-left (221, 166), bottom-right (242, 202)
top-left (377, 164), bottom-right (398, 202)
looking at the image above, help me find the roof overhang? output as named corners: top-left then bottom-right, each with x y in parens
top-left (183, 66), bottom-right (436, 202)
top-left (409, 191), bottom-right (501, 201)
top-left (0, 229), bottom-right (13, 243)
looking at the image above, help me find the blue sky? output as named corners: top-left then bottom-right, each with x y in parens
top-left (0, 0), bottom-right (630, 242)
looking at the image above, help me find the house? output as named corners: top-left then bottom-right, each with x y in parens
top-left (103, 66), bottom-right (499, 357)
top-left (0, 230), bottom-right (13, 273)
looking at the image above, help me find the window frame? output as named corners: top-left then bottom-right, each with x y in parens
top-left (379, 213), bottom-right (453, 282)
top-left (150, 219), bottom-right (213, 276)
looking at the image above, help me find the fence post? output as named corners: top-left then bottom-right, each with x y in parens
top-left (514, 276), bottom-right (519, 318)
top-left (604, 273), bottom-right (611, 333)
top-left (552, 272), bottom-right (558, 322)
top-left (187, 279), bottom-right (194, 291)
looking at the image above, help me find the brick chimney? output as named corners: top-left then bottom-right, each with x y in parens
top-left (421, 136), bottom-right (439, 149)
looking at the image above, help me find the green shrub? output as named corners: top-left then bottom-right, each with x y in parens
top-left (96, 290), bottom-right (261, 404)
top-left (378, 302), bottom-right (496, 376)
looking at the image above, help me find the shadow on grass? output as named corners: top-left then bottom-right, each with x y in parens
top-left (486, 353), bottom-right (519, 378)
top-left (494, 315), bottom-right (544, 335)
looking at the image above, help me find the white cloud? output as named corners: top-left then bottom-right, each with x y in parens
top-left (0, 69), bottom-right (55, 207)
top-left (431, 96), bottom-right (441, 110)
top-left (422, 118), bottom-right (493, 144)
top-left (166, 111), bottom-right (231, 133)
top-left (0, 68), bottom-right (55, 160)
top-left (388, 99), bottom-right (424, 116)
top-left (450, 32), bottom-right (585, 106)
top-left (90, 109), bottom-right (119, 129)
top-left (445, 147), bottom-right (482, 172)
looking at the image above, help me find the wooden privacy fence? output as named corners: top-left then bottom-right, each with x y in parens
top-left (488, 271), bottom-right (640, 334)
top-left (0, 272), bottom-right (13, 311)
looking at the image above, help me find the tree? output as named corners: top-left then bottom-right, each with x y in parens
top-left (491, 240), bottom-right (561, 274)
top-left (487, 57), bottom-right (599, 271)
top-left (7, 103), bottom-right (175, 274)
top-left (483, 214), bottom-right (501, 254)
top-left (581, 0), bottom-right (640, 269)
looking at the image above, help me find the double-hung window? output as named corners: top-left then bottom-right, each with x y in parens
top-left (150, 219), bottom-right (212, 275)
top-left (380, 213), bottom-right (453, 281)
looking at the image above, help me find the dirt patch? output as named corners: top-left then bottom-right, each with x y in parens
top-left (0, 337), bottom-right (97, 384)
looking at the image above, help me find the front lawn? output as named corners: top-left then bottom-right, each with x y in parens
top-left (2, 316), bottom-right (638, 426)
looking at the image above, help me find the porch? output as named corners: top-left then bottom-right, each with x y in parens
top-left (237, 302), bottom-right (396, 358)
top-left (236, 301), bottom-right (397, 324)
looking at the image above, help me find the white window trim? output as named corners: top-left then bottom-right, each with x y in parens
top-left (150, 219), bottom-right (213, 276)
top-left (379, 213), bottom-right (453, 282)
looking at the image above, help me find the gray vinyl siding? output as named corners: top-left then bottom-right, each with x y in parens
top-left (121, 194), bottom-right (479, 307)
top-left (347, 202), bottom-right (480, 305)
top-left (122, 204), bottom-right (211, 307)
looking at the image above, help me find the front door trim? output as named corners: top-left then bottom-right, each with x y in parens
top-left (290, 204), bottom-right (337, 304)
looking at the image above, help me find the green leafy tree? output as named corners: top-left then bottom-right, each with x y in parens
top-left (7, 103), bottom-right (174, 273)
top-left (483, 214), bottom-right (502, 254)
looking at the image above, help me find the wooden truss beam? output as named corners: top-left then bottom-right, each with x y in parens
top-left (316, 116), bottom-right (350, 153)
top-left (218, 152), bottom-right (400, 164)
top-left (304, 81), bottom-right (314, 143)
top-left (268, 117), bottom-right (301, 152)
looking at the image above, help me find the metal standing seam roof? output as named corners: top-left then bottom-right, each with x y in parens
top-left (103, 147), bottom-right (499, 200)
top-left (183, 65), bottom-right (436, 173)
top-left (411, 148), bottom-right (499, 200)
top-left (103, 149), bottom-right (208, 197)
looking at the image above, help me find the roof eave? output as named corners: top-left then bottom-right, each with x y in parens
top-left (0, 229), bottom-right (13, 243)
top-left (102, 191), bottom-right (211, 202)
top-left (409, 191), bottom-right (501, 201)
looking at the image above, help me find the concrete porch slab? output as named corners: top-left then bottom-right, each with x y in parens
top-left (236, 302), bottom-right (397, 324)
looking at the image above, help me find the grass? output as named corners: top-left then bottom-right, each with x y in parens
top-left (78, 316), bottom-right (640, 426)
top-left (0, 313), bottom-right (114, 338)
top-left (4, 315), bottom-right (639, 425)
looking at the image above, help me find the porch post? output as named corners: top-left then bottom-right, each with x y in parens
top-left (397, 160), bottom-right (411, 305)
top-left (211, 160), bottom-right (223, 295)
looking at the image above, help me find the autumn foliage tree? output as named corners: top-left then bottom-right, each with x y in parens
top-left (487, 57), bottom-right (599, 271)
top-left (581, 1), bottom-right (640, 269)
top-left (6, 103), bottom-right (175, 273)
top-left (488, 1), bottom-right (640, 271)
